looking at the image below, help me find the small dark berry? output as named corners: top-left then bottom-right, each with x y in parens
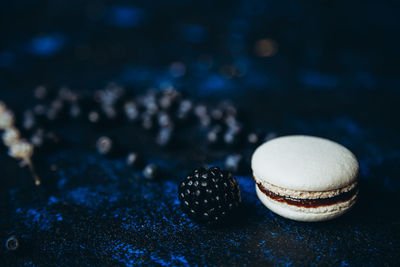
top-left (207, 131), bottom-right (218, 143)
top-left (30, 129), bottom-right (45, 147)
top-left (156, 127), bottom-right (173, 146)
top-left (159, 88), bottom-right (179, 110)
top-left (88, 111), bottom-right (100, 123)
top-left (126, 152), bottom-right (138, 166)
top-left (34, 104), bottom-right (46, 116)
top-left (178, 167), bottom-right (241, 225)
top-left (177, 99), bottom-right (192, 120)
top-left (141, 113), bottom-right (154, 130)
top-left (222, 102), bottom-right (237, 117)
top-left (34, 85), bottom-right (47, 100)
top-left (5, 236), bottom-right (19, 251)
top-left (223, 130), bottom-right (236, 145)
top-left (224, 154), bottom-right (243, 173)
top-left (194, 105), bottom-right (207, 118)
top-left (96, 136), bottom-right (113, 155)
top-left (211, 108), bottom-right (223, 121)
top-left (199, 115), bottom-right (211, 127)
top-left (51, 99), bottom-right (64, 111)
top-left (207, 125), bottom-right (222, 145)
top-left (46, 108), bottom-right (59, 121)
top-left (157, 112), bottom-right (172, 127)
top-left (143, 164), bottom-right (158, 180)
top-left (223, 123), bottom-right (242, 146)
top-left (247, 132), bottom-right (259, 144)
top-left (23, 110), bottom-right (35, 130)
top-left (95, 83), bottom-right (124, 106)
top-left (126, 152), bottom-right (144, 168)
top-left (58, 86), bottom-right (77, 102)
top-left (101, 105), bottom-right (117, 119)
top-left (224, 115), bottom-right (238, 128)
top-left (124, 101), bottom-right (139, 121)
top-left (159, 96), bottom-right (172, 110)
top-left (70, 104), bottom-right (81, 118)
top-left (141, 92), bottom-right (158, 115)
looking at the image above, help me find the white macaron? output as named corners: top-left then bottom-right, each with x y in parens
top-left (251, 135), bottom-right (359, 222)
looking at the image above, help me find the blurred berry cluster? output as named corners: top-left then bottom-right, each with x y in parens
top-left (1, 83), bottom-right (278, 183)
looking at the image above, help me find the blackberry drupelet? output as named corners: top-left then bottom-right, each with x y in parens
top-left (178, 167), bottom-right (241, 225)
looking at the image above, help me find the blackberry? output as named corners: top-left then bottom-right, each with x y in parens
top-left (178, 167), bottom-right (241, 225)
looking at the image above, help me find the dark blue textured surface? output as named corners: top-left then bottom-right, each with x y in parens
top-left (1, 141), bottom-right (399, 265)
top-left (1, 0), bottom-right (400, 265)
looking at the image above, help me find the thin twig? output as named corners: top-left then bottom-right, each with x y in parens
top-left (25, 158), bottom-right (41, 186)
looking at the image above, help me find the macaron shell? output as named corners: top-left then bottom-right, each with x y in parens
top-left (256, 185), bottom-right (356, 222)
top-left (251, 135), bottom-right (359, 191)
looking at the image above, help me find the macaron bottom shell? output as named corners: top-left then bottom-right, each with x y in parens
top-left (255, 185), bottom-right (357, 222)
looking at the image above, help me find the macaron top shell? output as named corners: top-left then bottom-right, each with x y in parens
top-left (251, 135), bottom-right (359, 191)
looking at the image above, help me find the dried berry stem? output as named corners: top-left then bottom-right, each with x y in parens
top-left (25, 158), bottom-right (41, 186)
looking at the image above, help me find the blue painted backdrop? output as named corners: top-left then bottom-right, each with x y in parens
top-left (0, 0), bottom-right (399, 265)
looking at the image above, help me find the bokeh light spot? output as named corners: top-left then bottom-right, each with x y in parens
top-left (183, 24), bottom-right (207, 44)
top-left (169, 62), bottom-right (186, 78)
top-left (29, 34), bottom-right (66, 56)
top-left (108, 6), bottom-right (145, 28)
top-left (255, 38), bottom-right (278, 57)
top-left (0, 51), bottom-right (15, 67)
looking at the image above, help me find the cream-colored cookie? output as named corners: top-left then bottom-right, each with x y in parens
top-left (251, 135), bottom-right (359, 222)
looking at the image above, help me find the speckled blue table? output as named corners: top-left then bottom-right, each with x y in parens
top-left (1, 0), bottom-right (400, 266)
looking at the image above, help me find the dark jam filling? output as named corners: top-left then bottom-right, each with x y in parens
top-left (257, 183), bottom-right (358, 208)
